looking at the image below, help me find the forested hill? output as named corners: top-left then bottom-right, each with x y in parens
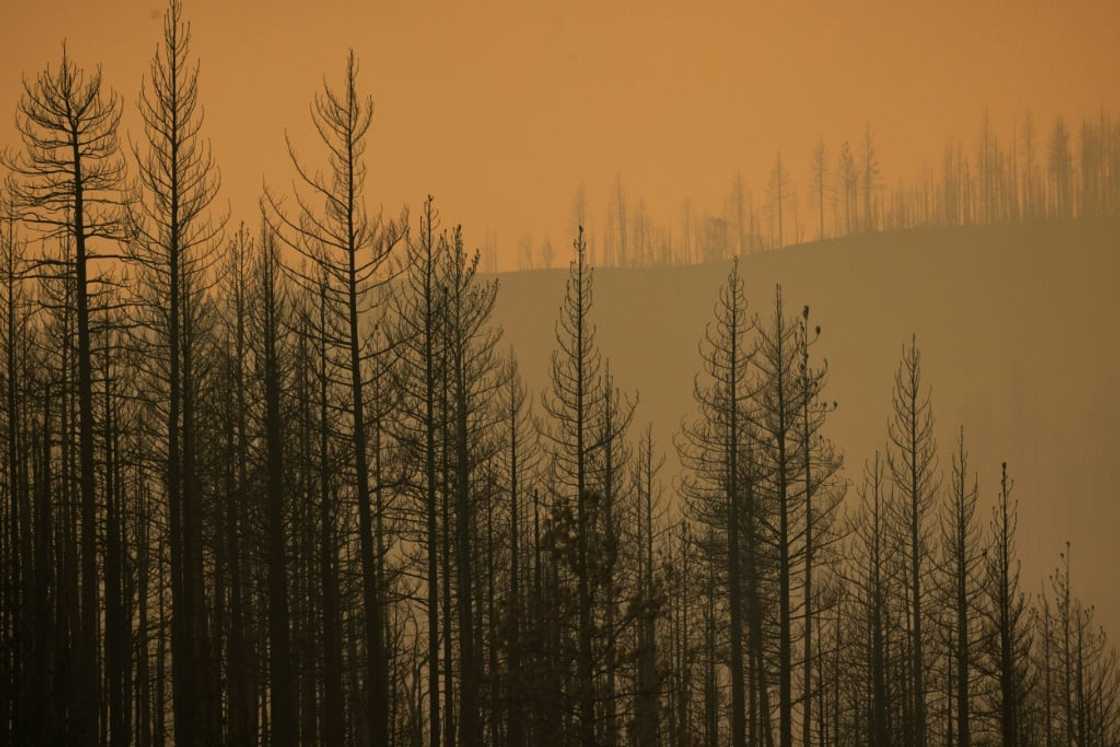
top-left (491, 217), bottom-right (1120, 634)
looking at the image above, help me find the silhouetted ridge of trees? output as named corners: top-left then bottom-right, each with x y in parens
top-left (509, 111), bottom-right (1120, 271)
top-left (1, 2), bottom-right (1119, 745)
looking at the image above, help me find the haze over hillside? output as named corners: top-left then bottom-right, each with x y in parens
top-left (5, 0), bottom-right (1118, 737)
top-left (492, 217), bottom-right (1120, 634)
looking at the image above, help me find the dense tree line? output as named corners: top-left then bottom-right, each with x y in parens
top-left (1, 3), bottom-right (1119, 745)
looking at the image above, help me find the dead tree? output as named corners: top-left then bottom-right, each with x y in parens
top-left (5, 44), bottom-right (127, 744)
top-left (540, 226), bottom-right (602, 747)
top-left (936, 427), bottom-right (983, 746)
top-left (886, 336), bottom-right (939, 747)
top-left (264, 50), bottom-right (405, 746)
top-left (128, 2), bottom-right (224, 741)
top-left (678, 259), bottom-right (753, 747)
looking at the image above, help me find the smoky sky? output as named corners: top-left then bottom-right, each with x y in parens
top-left (2, 0), bottom-right (1117, 261)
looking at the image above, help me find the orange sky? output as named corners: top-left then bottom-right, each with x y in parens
top-left (1, 0), bottom-right (1118, 264)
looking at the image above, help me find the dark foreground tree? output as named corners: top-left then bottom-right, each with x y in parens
top-left (265, 49), bottom-right (405, 746)
top-left (5, 44), bottom-right (126, 744)
top-left (128, 2), bottom-right (225, 741)
top-left (678, 259), bottom-right (753, 747)
top-left (886, 337), bottom-right (939, 747)
top-left (540, 226), bottom-right (602, 747)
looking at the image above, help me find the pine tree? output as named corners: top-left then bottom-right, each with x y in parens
top-left (678, 259), bottom-right (753, 747)
top-left (5, 45), bottom-right (127, 744)
top-left (886, 336), bottom-right (939, 747)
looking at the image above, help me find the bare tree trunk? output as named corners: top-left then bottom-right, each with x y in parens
top-left (260, 231), bottom-right (296, 747)
top-left (317, 281), bottom-right (345, 747)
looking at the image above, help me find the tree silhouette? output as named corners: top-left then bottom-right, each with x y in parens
top-left (264, 49), bottom-right (405, 745)
top-left (5, 44), bottom-right (127, 745)
top-left (1, 16), bottom-right (1119, 747)
top-left (886, 336), bottom-right (939, 747)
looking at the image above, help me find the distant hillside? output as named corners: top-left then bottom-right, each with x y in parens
top-left (490, 218), bottom-right (1120, 634)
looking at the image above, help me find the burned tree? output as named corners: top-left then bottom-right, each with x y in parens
top-left (5, 44), bottom-right (127, 744)
top-left (264, 49), bottom-right (405, 746)
top-left (127, 2), bottom-right (225, 741)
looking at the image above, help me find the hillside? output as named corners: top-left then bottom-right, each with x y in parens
top-left (491, 218), bottom-right (1120, 634)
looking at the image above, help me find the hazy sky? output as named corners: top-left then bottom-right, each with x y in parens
top-left (2, 0), bottom-right (1117, 264)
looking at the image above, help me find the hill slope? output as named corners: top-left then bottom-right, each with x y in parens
top-left (490, 218), bottom-right (1120, 633)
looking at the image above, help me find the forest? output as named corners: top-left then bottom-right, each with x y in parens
top-left (504, 99), bottom-right (1119, 272)
top-left (1, 1), bottom-right (1119, 746)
